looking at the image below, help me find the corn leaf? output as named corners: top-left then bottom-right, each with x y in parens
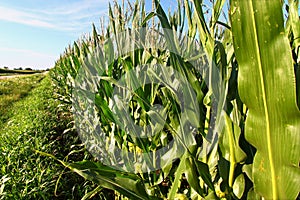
top-left (230, 0), bottom-right (300, 199)
top-left (36, 151), bottom-right (153, 200)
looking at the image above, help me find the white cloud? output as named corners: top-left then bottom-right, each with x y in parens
top-left (0, 6), bottom-right (56, 29)
top-left (0, 0), bottom-right (109, 32)
top-left (36, 0), bottom-right (109, 16)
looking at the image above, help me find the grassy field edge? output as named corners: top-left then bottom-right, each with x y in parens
top-left (0, 75), bottom-right (96, 199)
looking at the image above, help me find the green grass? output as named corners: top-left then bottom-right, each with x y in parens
top-left (0, 74), bottom-right (45, 127)
top-left (0, 75), bottom-right (98, 199)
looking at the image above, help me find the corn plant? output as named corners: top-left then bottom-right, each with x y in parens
top-left (230, 1), bottom-right (300, 199)
top-left (50, 0), bottom-right (300, 199)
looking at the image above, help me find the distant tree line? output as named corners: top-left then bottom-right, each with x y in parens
top-left (1, 66), bottom-right (48, 74)
top-left (1, 66), bottom-right (44, 71)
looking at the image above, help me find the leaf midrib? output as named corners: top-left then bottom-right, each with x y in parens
top-left (248, 1), bottom-right (277, 199)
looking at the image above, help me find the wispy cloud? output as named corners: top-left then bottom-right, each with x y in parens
top-left (0, 6), bottom-right (56, 29)
top-left (0, 0), bottom-right (109, 32)
top-left (36, 0), bottom-right (109, 16)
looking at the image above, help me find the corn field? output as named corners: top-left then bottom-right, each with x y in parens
top-left (51, 0), bottom-right (300, 199)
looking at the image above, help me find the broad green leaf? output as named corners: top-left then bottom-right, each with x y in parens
top-left (221, 113), bottom-right (245, 158)
top-left (232, 173), bottom-right (245, 199)
top-left (242, 164), bottom-right (253, 182)
top-left (219, 111), bottom-right (246, 187)
top-left (191, 0), bottom-right (214, 57)
top-left (92, 24), bottom-right (99, 47)
top-left (167, 153), bottom-right (187, 200)
top-left (212, 0), bottom-right (227, 31)
top-left (230, 1), bottom-right (300, 199)
top-left (141, 12), bottom-right (156, 26)
top-left (36, 151), bottom-right (152, 200)
top-left (66, 161), bottom-right (151, 200)
top-left (192, 158), bottom-right (214, 191)
top-left (185, 157), bottom-right (205, 196)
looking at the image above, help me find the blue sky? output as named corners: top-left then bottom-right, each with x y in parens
top-left (0, 0), bottom-right (114, 69)
top-left (0, 0), bottom-right (216, 70)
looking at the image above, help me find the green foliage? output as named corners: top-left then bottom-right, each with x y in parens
top-left (230, 1), bottom-right (300, 199)
top-left (0, 75), bottom-right (44, 127)
top-left (0, 76), bottom-right (100, 199)
top-left (51, 0), bottom-right (300, 199)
